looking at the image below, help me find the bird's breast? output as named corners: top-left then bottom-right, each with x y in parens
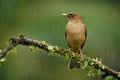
top-left (66, 22), bottom-right (86, 52)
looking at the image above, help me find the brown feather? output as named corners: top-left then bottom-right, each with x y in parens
top-left (63, 12), bottom-right (87, 69)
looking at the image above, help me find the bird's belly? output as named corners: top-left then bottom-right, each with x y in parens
top-left (67, 30), bottom-right (85, 52)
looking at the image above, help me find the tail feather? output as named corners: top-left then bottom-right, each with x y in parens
top-left (68, 49), bottom-right (82, 69)
top-left (68, 59), bottom-right (80, 69)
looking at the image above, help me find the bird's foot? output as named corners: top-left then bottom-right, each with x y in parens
top-left (79, 53), bottom-right (83, 59)
top-left (68, 49), bottom-right (72, 54)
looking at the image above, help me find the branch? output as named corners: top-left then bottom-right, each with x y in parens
top-left (0, 35), bottom-right (120, 79)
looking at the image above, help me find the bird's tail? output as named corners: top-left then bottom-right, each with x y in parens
top-left (68, 50), bottom-right (83, 69)
top-left (68, 59), bottom-right (80, 69)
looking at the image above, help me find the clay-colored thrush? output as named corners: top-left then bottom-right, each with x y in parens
top-left (62, 12), bottom-right (87, 69)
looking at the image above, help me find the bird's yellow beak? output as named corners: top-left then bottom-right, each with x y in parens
top-left (62, 13), bottom-right (67, 16)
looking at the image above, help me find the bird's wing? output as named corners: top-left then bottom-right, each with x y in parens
top-left (65, 29), bottom-right (71, 48)
top-left (81, 26), bottom-right (87, 49)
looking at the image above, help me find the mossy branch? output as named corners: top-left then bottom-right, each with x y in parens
top-left (0, 35), bottom-right (120, 80)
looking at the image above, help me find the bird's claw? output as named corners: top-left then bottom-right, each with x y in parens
top-left (68, 49), bottom-right (72, 54)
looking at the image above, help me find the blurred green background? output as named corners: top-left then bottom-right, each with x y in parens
top-left (0, 0), bottom-right (120, 80)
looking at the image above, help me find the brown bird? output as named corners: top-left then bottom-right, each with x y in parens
top-left (62, 12), bottom-right (87, 69)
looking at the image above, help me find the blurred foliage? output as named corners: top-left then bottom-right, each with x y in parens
top-left (0, 0), bottom-right (120, 80)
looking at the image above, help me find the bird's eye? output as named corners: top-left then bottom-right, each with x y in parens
top-left (70, 14), bottom-right (74, 18)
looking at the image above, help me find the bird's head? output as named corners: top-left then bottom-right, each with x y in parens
top-left (62, 12), bottom-right (82, 21)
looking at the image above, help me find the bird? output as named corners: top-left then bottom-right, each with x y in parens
top-left (62, 12), bottom-right (87, 69)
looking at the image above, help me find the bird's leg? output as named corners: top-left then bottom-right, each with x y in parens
top-left (68, 48), bottom-right (72, 54)
top-left (79, 50), bottom-right (83, 59)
